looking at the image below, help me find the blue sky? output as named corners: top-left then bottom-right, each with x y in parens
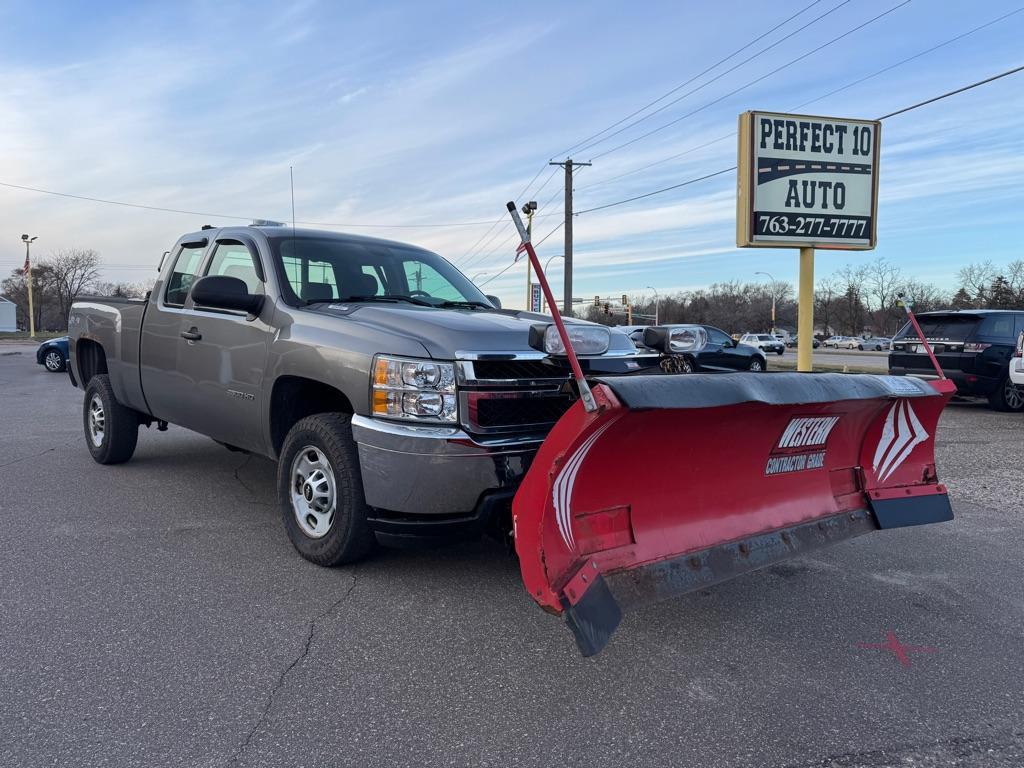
top-left (0, 0), bottom-right (1022, 309)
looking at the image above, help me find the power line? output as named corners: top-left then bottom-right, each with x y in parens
top-left (553, 0), bottom-right (830, 159)
top-left (459, 169), bottom-right (577, 272)
top-left (477, 221), bottom-right (565, 288)
top-left (460, 174), bottom-right (570, 270)
top-left (876, 63), bottom-right (1024, 120)
top-left (578, 132), bottom-right (734, 191)
top-left (570, 63), bottom-right (1024, 217)
top-left (571, 0), bottom-right (850, 158)
top-left (0, 180), bottom-right (503, 229)
top-left (456, 163), bottom-right (555, 263)
top-left (793, 6), bottom-right (1024, 112)
top-left (589, 1), bottom-right (911, 161)
top-left (577, 6), bottom-right (1024, 193)
top-left (574, 167), bottom-right (736, 215)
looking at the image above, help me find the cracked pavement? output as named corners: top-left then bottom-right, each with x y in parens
top-left (1, 351), bottom-right (1023, 767)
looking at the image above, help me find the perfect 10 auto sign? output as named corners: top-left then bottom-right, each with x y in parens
top-left (737, 111), bottom-right (880, 249)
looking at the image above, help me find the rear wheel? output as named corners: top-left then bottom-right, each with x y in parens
top-left (43, 349), bottom-right (66, 372)
top-left (988, 376), bottom-right (1024, 412)
top-left (278, 413), bottom-right (376, 566)
top-left (748, 357), bottom-right (765, 372)
top-left (83, 374), bottom-right (139, 464)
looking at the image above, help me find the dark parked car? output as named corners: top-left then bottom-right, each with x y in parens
top-left (633, 324), bottom-right (767, 372)
top-left (36, 336), bottom-right (69, 372)
top-left (889, 310), bottom-right (1024, 411)
top-left (786, 335), bottom-right (820, 349)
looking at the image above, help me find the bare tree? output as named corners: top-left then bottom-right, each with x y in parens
top-left (1004, 259), bottom-right (1024, 300)
top-left (37, 249), bottom-right (102, 327)
top-left (957, 261), bottom-right (997, 305)
top-left (814, 275), bottom-right (841, 337)
top-left (92, 280), bottom-right (151, 299)
top-left (863, 257), bottom-right (903, 335)
top-left (834, 264), bottom-right (869, 335)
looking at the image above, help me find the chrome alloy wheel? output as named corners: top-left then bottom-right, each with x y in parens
top-left (88, 394), bottom-right (105, 447)
top-left (290, 446), bottom-right (337, 539)
top-left (749, 358), bottom-right (764, 372)
top-left (1005, 379), bottom-right (1024, 411)
top-left (44, 351), bottom-right (63, 371)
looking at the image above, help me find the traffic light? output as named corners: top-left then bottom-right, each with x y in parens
top-left (604, 303), bottom-right (611, 316)
top-left (594, 295), bottom-right (600, 307)
top-left (621, 294), bottom-right (628, 306)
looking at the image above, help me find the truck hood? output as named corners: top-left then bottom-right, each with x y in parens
top-left (311, 303), bottom-right (635, 358)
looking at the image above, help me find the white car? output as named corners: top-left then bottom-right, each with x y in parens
top-left (857, 336), bottom-right (891, 351)
top-left (1010, 331), bottom-right (1024, 386)
top-left (739, 333), bottom-right (785, 355)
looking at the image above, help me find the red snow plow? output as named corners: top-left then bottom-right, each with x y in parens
top-left (504, 202), bottom-right (955, 656)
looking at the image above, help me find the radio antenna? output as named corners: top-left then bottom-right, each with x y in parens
top-left (289, 166), bottom-right (296, 232)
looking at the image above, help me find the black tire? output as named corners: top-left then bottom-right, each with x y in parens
top-left (43, 348), bottom-right (66, 372)
top-left (277, 413), bottom-right (376, 566)
top-left (857, 344), bottom-right (864, 351)
top-left (83, 374), bottom-right (139, 464)
top-left (988, 376), bottom-right (1024, 412)
top-left (748, 356), bottom-right (766, 372)
top-left (776, 348), bottom-right (784, 355)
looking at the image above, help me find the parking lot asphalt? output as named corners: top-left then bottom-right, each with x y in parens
top-left (778, 348), bottom-right (889, 371)
top-left (1, 349), bottom-right (1022, 768)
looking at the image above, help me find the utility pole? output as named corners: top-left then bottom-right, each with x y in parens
top-left (756, 271), bottom-right (777, 334)
top-left (646, 286), bottom-right (659, 325)
top-left (550, 159), bottom-right (590, 315)
top-left (522, 201), bottom-right (537, 310)
top-left (21, 234), bottom-right (37, 338)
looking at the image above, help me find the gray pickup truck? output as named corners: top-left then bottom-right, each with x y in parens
top-left (68, 223), bottom-right (660, 566)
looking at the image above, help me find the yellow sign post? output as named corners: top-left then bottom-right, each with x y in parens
top-left (737, 111), bottom-right (880, 371)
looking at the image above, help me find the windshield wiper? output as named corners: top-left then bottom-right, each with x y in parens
top-left (437, 300), bottom-right (493, 310)
top-left (303, 294), bottom-right (434, 307)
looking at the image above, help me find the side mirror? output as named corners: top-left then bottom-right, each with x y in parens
top-left (643, 325), bottom-right (708, 353)
top-left (724, 339), bottom-right (736, 348)
top-left (190, 275), bottom-right (264, 315)
top-left (485, 294), bottom-right (502, 309)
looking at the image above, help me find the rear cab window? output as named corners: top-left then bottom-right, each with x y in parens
top-left (204, 241), bottom-right (264, 297)
top-left (164, 244), bottom-right (207, 307)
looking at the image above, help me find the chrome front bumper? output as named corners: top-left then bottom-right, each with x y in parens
top-left (350, 415), bottom-right (543, 515)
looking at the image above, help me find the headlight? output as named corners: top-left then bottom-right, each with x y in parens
top-left (530, 324), bottom-right (610, 356)
top-left (372, 356), bottom-right (457, 423)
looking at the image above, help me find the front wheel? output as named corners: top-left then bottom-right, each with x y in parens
top-left (277, 413), bottom-right (376, 566)
top-left (83, 374), bottom-right (139, 464)
top-left (748, 357), bottom-right (766, 372)
top-left (988, 376), bottom-right (1024, 412)
top-left (43, 349), bottom-right (66, 372)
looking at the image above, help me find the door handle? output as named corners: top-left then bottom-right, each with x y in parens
top-left (181, 327), bottom-right (202, 341)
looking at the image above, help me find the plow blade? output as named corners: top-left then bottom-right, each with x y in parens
top-left (513, 373), bottom-right (955, 656)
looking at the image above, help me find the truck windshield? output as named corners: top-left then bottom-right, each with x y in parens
top-left (269, 235), bottom-right (492, 308)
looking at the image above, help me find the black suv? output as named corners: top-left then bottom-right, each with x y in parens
top-left (888, 309), bottom-right (1024, 411)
